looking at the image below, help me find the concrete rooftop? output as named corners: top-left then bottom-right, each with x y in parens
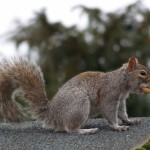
top-left (0, 118), bottom-right (150, 150)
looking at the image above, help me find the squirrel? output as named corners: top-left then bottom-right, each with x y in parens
top-left (0, 57), bottom-right (149, 134)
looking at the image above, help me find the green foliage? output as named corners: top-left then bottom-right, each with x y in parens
top-left (136, 139), bottom-right (150, 150)
top-left (8, 1), bottom-right (150, 116)
top-left (128, 94), bottom-right (150, 117)
top-left (143, 139), bottom-right (150, 149)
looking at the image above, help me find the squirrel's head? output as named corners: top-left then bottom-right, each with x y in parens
top-left (125, 57), bottom-right (150, 94)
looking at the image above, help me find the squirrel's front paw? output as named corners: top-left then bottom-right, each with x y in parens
top-left (110, 125), bottom-right (129, 131)
top-left (122, 118), bottom-right (141, 125)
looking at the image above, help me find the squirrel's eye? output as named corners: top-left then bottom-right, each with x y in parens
top-left (140, 71), bottom-right (147, 76)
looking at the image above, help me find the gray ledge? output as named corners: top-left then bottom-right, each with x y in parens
top-left (0, 118), bottom-right (150, 150)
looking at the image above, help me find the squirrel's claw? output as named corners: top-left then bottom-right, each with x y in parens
top-left (122, 118), bottom-right (141, 125)
top-left (110, 124), bottom-right (129, 131)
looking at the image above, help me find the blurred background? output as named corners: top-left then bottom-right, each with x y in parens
top-left (0, 0), bottom-right (150, 118)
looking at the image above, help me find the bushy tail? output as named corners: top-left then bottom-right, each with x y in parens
top-left (0, 57), bottom-right (49, 122)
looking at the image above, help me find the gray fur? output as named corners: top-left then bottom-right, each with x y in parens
top-left (0, 57), bottom-right (149, 134)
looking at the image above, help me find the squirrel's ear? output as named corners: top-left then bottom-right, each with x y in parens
top-left (127, 57), bottom-right (138, 71)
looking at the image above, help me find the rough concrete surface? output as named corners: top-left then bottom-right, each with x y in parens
top-left (0, 118), bottom-right (150, 150)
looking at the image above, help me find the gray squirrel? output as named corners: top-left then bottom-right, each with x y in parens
top-left (0, 57), bottom-right (150, 134)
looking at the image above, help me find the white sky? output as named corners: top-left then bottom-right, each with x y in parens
top-left (0, 0), bottom-right (150, 57)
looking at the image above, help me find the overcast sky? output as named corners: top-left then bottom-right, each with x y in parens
top-left (0, 0), bottom-right (149, 57)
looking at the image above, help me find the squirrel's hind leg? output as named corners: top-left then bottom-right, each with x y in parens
top-left (76, 128), bottom-right (99, 134)
top-left (63, 97), bottom-right (99, 134)
top-left (66, 126), bottom-right (99, 134)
